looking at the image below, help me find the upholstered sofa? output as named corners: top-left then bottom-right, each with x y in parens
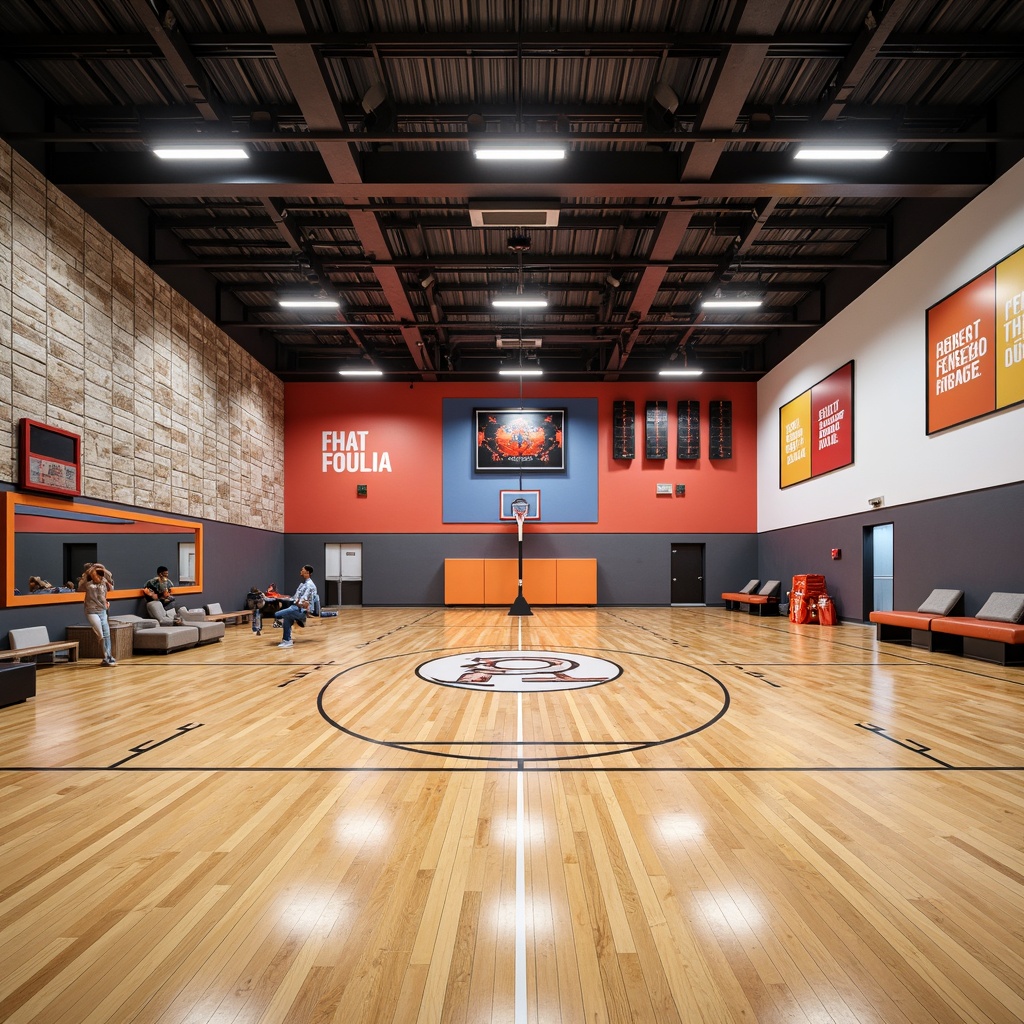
top-left (176, 608), bottom-right (227, 644)
top-left (109, 609), bottom-right (200, 654)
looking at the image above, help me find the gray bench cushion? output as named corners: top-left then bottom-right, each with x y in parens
top-left (739, 579), bottom-right (760, 594)
top-left (975, 592), bottom-right (1024, 623)
top-left (9, 626), bottom-right (51, 648)
top-left (917, 589), bottom-right (963, 615)
top-left (758, 580), bottom-right (781, 597)
top-left (132, 625), bottom-right (199, 652)
top-left (178, 609), bottom-right (226, 643)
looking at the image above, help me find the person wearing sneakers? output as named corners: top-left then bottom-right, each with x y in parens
top-left (78, 562), bottom-right (117, 666)
top-left (274, 565), bottom-right (318, 649)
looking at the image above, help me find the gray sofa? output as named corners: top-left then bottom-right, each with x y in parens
top-left (177, 608), bottom-right (227, 644)
top-left (110, 611), bottom-right (200, 654)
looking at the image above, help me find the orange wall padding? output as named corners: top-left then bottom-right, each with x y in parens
top-left (284, 382), bottom-right (756, 534)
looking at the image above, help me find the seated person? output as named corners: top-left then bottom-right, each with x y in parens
top-left (28, 575), bottom-right (54, 592)
top-left (143, 566), bottom-right (176, 608)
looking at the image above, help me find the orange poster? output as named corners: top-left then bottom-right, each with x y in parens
top-left (995, 247), bottom-right (1024, 410)
top-left (926, 269), bottom-right (996, 433)
top-left (779, 391), bottom-right (811, 488)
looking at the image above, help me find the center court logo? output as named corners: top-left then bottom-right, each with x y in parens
top-left (416, 650), bottom-right (622, 692)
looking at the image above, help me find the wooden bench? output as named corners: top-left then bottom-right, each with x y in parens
top-left (204, 610), bottom-right (253, 625)
top-left (2, 626), bottom-right (79, 665)
top-left (204, 602), bottom-right (253, 626)
top-left (722, 580), bottom-right (781, 616)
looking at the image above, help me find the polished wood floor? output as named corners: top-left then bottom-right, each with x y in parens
top-left (1, 607), bottom-right (1023, 1023)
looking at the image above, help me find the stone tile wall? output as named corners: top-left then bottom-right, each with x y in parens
top-left (0, 141), bottom-right (284, 530)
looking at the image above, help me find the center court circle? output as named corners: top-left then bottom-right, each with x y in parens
top-left (416, 649), bottom-right (622, 691)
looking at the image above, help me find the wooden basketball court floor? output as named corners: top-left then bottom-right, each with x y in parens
top-left (0, 606), bottom-right (1022, 1024)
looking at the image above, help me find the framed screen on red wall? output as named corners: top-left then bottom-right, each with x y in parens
top-left (18, 419), bottom-right (82, 497)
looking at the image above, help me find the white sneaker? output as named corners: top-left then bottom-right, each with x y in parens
top-left (277, 640), bottom-right (293, 648)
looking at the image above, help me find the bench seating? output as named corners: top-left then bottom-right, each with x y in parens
top-left (2, 626), bottom-right (80, 665)
top-left (111, 615), bottom-right (200, 654)
top-left (871, 591), bottom-right (1024, 665)
top-left (869, 589), bottom-right (964, 650)
top-left (931, 617), bottom-right (1024, 665)
top-left (204, 602), bottom-right (253, 625)
top-left (722, 580), bottom-right (781, 616)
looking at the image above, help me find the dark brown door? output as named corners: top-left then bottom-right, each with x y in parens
top-left (670, 544), bottom-right (705, 604)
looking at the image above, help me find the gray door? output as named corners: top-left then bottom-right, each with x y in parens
top-left (670, 543), bottom-right (705, 604)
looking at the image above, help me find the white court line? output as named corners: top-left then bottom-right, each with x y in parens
top-left (516, 690), bottom-right (527, 1024)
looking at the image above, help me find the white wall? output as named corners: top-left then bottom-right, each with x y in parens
top-left (757, 157), bottom-right (1024, 532)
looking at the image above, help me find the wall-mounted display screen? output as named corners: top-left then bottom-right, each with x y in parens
top-left (779, 361), bottom-right (854, 488)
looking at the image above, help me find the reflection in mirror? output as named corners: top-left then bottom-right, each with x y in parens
top-left (4, 492), bottom-right (203, 607)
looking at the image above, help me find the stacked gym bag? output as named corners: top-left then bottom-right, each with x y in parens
top-left (789, 574), bottom-right (838, 625)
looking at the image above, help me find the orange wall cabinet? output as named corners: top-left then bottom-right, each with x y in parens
top-left (445, 558), bottom-right (596, 605)
top-left (443, 559), bottom-right (484, 604)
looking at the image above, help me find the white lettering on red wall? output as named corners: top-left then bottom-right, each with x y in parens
top-left (320, 430), bottom-right (392, 473)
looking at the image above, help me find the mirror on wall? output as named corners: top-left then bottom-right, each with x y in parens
top-left (3, 492), bottom-right (203, 607)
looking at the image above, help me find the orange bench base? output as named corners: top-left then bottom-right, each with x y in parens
top-left (930, 617), bottom-right (1024, 665)
top-left (867, 610), bottom-right (954, 651)
top-left (721, 593), bottom-right (779, 616)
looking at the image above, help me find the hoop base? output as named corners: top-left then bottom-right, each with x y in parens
top-left (508, 593), bottom-right (533, 616)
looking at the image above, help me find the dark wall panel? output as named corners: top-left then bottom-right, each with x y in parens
top-left (758, 481), bottom-right (1024, 621)
top-left (284, 533), bottom-right (757, 606)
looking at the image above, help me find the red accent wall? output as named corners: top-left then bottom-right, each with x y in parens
top-left (284, 382), bottom-right (757, 533)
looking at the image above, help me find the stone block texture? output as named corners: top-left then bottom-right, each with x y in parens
top-left (0, 141), bottom-right (283, 529)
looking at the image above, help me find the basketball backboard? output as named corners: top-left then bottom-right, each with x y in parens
top-left (498, 489), bottom-right (541, 521)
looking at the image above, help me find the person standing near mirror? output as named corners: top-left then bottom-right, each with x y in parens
top-left (143, 566), bottom-right (176, 609)
top-left (79, 563), bottom-right (116, 666)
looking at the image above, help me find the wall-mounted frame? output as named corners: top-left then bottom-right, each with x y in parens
top-left (4, 492), bottom-right (203, 607)
top-left (475, 408), bottom-right (565, 471)
top-left (779, 360), bottom-right (855, 488)
top-left (19, 418), bottom-right (81, 497)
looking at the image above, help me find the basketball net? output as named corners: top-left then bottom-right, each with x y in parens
top-left (510, 500), bottom-right (529, 542)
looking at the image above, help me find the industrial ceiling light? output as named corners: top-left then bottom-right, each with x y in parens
top-left (338, 361), bottom-right (383, 377)
top-left (151, 145), bottom-right (249, 160)
top-left (658, 368), bottom-right (704, 377)
top-left (491, 294), bottom-right (548, 309)
top-left (794, 145), bottom-right (890, 160)
top-left (474, 146), bottom-right (566, 162)
top-left (278, 295), bottom-right (340, 309)
top-left (701, 298), bottom-right (763, 309)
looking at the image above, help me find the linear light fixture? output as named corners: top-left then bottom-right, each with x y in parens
top-left (491, 294), bottom-right (548, 309)
top-left (151, 146), bottom-right (249, 160)
top-left (338, 368), bottom-right (383, 377)
top-left (498, 366), bottom-right (544, 376)
top-left (278, 297), bottom-right (340, 309)
top-left (794, 146), bottom-right (890, 161)
top-left (701, 298), bottom-right (763, 309)
top-left (474, 146), bottom-right (566, 162)
top-left (658, 368), bottom-right (704, 377)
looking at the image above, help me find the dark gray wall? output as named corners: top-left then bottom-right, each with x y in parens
top-left (2, 491), bottom-right (285, 643)
top-left (284, 532), bottom-right (758, 606)
top-left (758, 481), bottom-right (1024, 621)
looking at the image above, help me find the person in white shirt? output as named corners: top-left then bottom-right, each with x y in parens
top-left (274, 565), bottom-right (318, 649)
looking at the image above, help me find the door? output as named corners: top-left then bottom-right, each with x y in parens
top-left (670, 543), bottom-right (705, 605)
top-left (325, 543), bottom-right (363, 606)
top-left (64, 542), bottom-right (97, 587)
top-left (863, 523), bottom-right (894, 619)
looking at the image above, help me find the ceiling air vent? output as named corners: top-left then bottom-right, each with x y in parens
top-left (469, 202), bottom-right (560, 228)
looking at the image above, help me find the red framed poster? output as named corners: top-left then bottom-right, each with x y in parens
top-left (18, 419), bottom-right (82, 497)
top-left (927, 242), bottom-right (1024, 433)
top-left (779, 361), bottom-right (854, 488)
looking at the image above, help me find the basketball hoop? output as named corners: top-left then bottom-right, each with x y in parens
top-left (510, 497), bottom-right (530, 541)
top-left (508, 497), bottom-right (533, 616)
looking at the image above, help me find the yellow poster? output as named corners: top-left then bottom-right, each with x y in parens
top-left (780, 391), bottom-right (811, 487)
top-left (995, 247), bottom-right (1024, 410)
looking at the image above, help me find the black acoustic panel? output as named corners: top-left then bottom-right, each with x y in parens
top-left (676, 400), bottom-right (700, 459)
top-left (645, 401), bottom-right (668, 460)
top-left (709, 399), bottom-right (733, 460)
top-left (612, 400), bottom-right (635, 459)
